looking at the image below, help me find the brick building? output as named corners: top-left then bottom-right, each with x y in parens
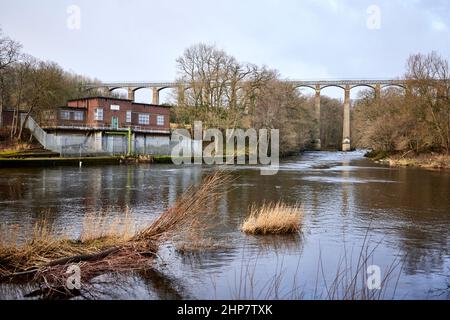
top-left (26, 97), bottom-right (172, 156)
top-left (42, 96), bottom-right (170, 132)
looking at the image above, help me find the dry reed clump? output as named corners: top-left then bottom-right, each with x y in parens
top-left (241, 202), bottom-right (303, 235)
top-left (80, 208), bottom-right (136, 243)
top-left (387, 154), bottom-right (450, 169)
top-left (0, 210), bottom-right (137, 277)
top-left (134, 171), bottom-right (230, 242)
top-left (0, 171), bottom-right (230, 298)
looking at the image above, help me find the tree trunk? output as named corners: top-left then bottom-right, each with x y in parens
top-left (0, 100), bottom-right (3, 129)
top-left (11, 78), bottom-right (24, 139)
top-left (10, 108), bottom-right (15, 139)
top-left (17, 108), bottom-right (33, 141)
top-left (0, 74), bottom-right (4, 129)
top-left (0, 87), bottom-right (3, 129)
top-left (47, 247), bottom-right (121, 267)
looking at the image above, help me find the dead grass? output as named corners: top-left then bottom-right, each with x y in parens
top-left (0, 171), bottom-right (230, 299)
top-left (0, 210), bottom-right (138, 277)
top-left (241, 202), bottom-right (303, 235)
top-left (135, 171), bottom-right (230, 242)
top-left (386, 153), bottom-right (450, 169)
top-left (0, 143), bottom-right (33, 155)
top-left (80, 208), bottom-right (136, 243)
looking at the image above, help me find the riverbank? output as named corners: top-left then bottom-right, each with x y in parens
top-left (366, 151), bottom-right (450, 169)
top-left (0, 153), bottom-right (273, 168)
top-left (0, 157), bottom-right (123, 168)
top-left (0, 155), bottom-right (174, 168)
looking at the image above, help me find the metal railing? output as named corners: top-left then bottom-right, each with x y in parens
top-left (41, 123), bottom-right (170, 134)
top-left (21, 115), bottom-right (48, 147)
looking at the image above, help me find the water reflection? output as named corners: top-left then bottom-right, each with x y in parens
top-left (0, 152), bottom-right (449, 299)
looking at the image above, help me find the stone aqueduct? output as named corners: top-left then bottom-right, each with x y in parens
top-left (85, 79), bottom-right (409, 151)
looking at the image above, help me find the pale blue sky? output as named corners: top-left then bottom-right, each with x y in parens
top-left (0, 0), bottom-right (449, 101)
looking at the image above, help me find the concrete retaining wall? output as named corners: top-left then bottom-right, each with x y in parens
top-left (23, 116), bottom-right (206, 157)
top-left (135, 135), bottom-right (171, 155)
top-left (23, 115), bottom-right (172, 157)
top-left (55, 132), bottom-right (171, 156)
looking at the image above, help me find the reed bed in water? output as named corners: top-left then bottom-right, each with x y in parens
top-left (241, 202), bottom-right (303, 235)
top-left (0, 171), bottom-right (230, 298)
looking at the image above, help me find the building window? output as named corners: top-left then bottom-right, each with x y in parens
top-left (157, 115), bottom-right (165, 126)
top-left (126, 111), bottom-right (132, 123)
top-left (74, 111), bottom-right (84, 121)
top-left (60, 111), bottom-right (70, 120)
top-left (94, 108), bottom-right (103, 121)
top-left (138, 114), bottom-right (150, 125)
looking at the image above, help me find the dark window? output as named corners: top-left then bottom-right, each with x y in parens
top-left (60, 111), bottom-right (70, 120)
top-left (74, 111), bottom-right (84, 121)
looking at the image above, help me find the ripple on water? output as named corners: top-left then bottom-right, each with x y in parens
top-left (301, 176), bottom-right (397, 184)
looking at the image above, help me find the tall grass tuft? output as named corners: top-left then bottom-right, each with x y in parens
top-left (135, 171), bottom-right (231, 242)
top-left (80, 207), bottom-right (136, 243)
top-left (241, 202), bottom-right (303, 235)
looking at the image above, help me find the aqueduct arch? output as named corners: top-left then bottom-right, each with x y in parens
top-left (85, 79), bottom-right (411, 152)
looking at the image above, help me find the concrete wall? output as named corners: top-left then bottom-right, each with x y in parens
top-left (24, 115), bottom-right (172, 157)
top-left (53, 131), bottom-right (171, 157)
top-left (103, 135), bottom-right (127, 155)
top-left (51, 131), bottom-right (101, 156)
top-left (134, 134), bottom-right (171, 155)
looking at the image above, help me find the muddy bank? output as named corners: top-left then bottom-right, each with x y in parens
top-left (365, 150), bottom-right (450, 169)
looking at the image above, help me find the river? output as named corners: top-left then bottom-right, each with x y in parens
top-left (0, 151), bottom-right (449, 299)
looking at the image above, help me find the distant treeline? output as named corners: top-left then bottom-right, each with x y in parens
top-left (172, 43), bottom-right (347, 155)
top-left (352, 52), bottom-right (450, 155)
top-left (0, 28), bottom-right (107, 141)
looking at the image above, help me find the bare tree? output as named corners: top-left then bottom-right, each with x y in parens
top-left (16, 60), bottom-right (70, 140)
top-left (251, 79), bottom-right (315, 155)
top-left (174, 43), bottom-right (315, 154)
top-left (353, 52), bottom-right (450, 155)
top-left (301, 95), bottom-right (344, 150)
top-left (0, 29), bottom-right (21, 128)
top-left (9, 54), bottom-right (34, 138)
top-left (406, 52), bottom-right (450, 154)
top-left (175, 43), bottom-right (271, 129)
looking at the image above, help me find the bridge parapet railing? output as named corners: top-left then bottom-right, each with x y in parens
top-left (84, 79), bottom-right (411, 90)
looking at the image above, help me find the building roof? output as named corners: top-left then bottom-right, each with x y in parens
top-left (60, 106), bottom-right (87, 110)
top-left (131, 102), bottom-right (171, 109)
top-left (67, 96), bottom-right (133, 103)
top-left (67, 96), bottom-right (172, 109)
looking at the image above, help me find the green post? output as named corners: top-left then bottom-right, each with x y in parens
top-left (105, 129), bottom-right (133, 157)
top-left (128, 127), bottom-right (132, 157)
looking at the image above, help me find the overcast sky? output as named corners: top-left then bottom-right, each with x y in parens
top-left (1, 0), bottom-right (449, 101)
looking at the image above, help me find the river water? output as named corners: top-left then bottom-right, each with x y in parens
top-left (0, 151), bottom-right (449, 299)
